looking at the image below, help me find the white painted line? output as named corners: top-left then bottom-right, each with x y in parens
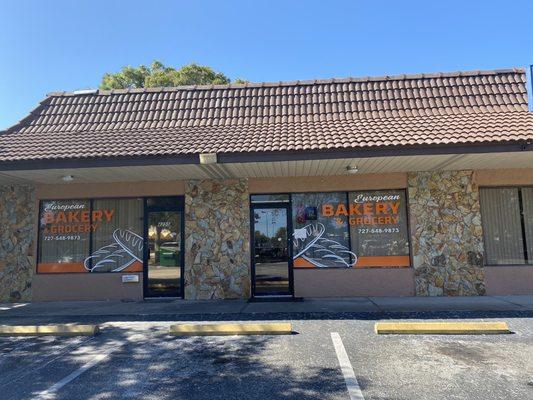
top-left (32, 352), bottom-right (110, 400)
top-left (0, 303), bottom-right (27, 311)
top-left (0, 337), bottom-right (95, 387)
top-left (331, 332), bottom-right (365, 400)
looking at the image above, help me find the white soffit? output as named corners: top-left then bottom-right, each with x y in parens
top-left (0, 152), bottom-right (532, 184)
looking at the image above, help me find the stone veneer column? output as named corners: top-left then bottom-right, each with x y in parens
top-left (408, 171), bottom-right (485, 296)
top-left (184, 179), bottom-right (251, 299)
top-left (0, 185), bottom-right (35, 302)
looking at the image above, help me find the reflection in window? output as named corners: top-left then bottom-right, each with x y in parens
top-left (146, 211), bottom-right (182, 297)
top-left (148, 211), bottom-right (182, 268)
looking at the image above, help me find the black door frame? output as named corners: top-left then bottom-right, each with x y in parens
top-left (143, 197), bottom-right (185, 299)
top-left (250, 202), bottom-right (294, 297)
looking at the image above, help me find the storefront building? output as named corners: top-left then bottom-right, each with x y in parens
top-left (0, 68), bottom-right (532, 301)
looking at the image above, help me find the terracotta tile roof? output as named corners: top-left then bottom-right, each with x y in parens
top-left (1, 68), bottom-right (532, 163)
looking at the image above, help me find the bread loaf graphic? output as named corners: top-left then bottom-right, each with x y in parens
top-left (293, 223), bottom-right (357, 268)
top-left (84, 229), bottom-right (143, 272)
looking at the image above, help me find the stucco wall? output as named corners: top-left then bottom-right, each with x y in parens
top-left (484, 266), bottom-right (533, 295)
top-left (294, 268), bottom-right (415, 297)
top-left (249, 172), bottom-right (408, 193)
top-left (408, 171), bottom-right (486, 296)
top-left (36, 180), bottom-right (185, 199)
top-left (0, 185), bottom-right (36, 302)
top-left (184, 179), bottom-right (251, 299)
top-left (32, 273), bottom-right (143, 301)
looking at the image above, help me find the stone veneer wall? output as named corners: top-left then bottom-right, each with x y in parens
top-left (408, 171), bottom-right (485, 296)
top-left (0, 185), bottom-right (36, 302)
top-left (184, 179), bottom-right (251, 299)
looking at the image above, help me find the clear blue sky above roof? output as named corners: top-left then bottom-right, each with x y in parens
top-left (1, 0), bottom-right (532, 130)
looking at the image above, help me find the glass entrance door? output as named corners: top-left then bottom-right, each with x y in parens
top-left (145, 210), bottom-right (183, 297)
top-left (251, 205), bottom-right (293, 296)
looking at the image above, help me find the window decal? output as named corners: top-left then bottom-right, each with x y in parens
top-left (293, 222), bottom-right (357, 268)
top-left (291, 190), bottom-right (410, 269)
top-left (38, 198), bottom-right (144, 273)
top-left (84, 229), bottom-right (143, 272)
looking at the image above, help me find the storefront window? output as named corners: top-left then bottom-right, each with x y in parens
top-left (87, 198), bottom-right (144, 272)
top-left (38, 199), bottom-right (91, 273)
top-left (38, 198), bottom-right (144, 273)
top-left (289, 190), bottom-right (410, 269)
top-left (348, 190), bottom-right (410, 267)
top-left (292, 192), bottom-right (354, 268)
top-left (480, 187), bottom-right (531, 265)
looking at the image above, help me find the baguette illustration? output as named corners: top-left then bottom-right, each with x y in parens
top-left (84, 229), bottom-right (143, 272)
top-left (293, 222), bottom-right (357, 268)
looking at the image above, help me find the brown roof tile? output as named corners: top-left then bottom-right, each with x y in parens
top-left (1, 68), bottom-right (531, 163)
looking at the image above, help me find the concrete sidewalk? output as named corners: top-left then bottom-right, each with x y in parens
top-left (1, 295), bottom-right (532, 322)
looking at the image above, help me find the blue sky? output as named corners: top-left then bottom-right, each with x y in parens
top-left (1, 0), bottom-right (532, 129)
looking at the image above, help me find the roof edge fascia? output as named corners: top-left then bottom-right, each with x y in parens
top-left (0, 141), bottom-right (531, 172)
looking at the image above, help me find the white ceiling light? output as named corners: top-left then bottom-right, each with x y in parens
top-left (199, 153), bottom-right (217, 164)
top-left (61, 175), bottom-right (74, 182)
top-left (345, 165), bottom-right (359, 174)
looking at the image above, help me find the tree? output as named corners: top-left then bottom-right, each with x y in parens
top-left (100, 61), bottom-right (249, 89)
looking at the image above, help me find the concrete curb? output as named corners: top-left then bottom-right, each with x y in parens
top-left (375, 321), bottom-right (511, 335)
top-left (169, 322), bottom-right (293, 336)
top-left (0, 324), bottom-right (99, 336)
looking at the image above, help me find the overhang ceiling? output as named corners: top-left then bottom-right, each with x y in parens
top-left (1, 151), bottom-right (532, 185)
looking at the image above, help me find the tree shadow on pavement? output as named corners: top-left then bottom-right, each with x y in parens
top-left (14, 324), bottom-right (348, 400)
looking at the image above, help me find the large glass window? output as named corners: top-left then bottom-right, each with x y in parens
top-left (292, 192), bottom-right (354, 268)
top-left (480, 187), bottom-right (532, 265)
top-left (38, 200), bottom-right (91, 273)
top-left (38, 198), bottom-right (144, 273)
top-left (348, 190), bottom-right (410, 267)
top-left (290, 190), bottom-right (410, 269)
top-left (87, 198), bottom-right (144, 272)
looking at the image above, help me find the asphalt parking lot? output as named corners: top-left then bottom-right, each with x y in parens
top-left (0, 317), bottom-right (532, 400)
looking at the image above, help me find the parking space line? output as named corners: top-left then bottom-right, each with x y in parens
top-left (331, 332), bottom-right (365, 400)
top-left (0, 337), bottom-right (95, 386)
top-left (32, 352), bottom-right (111, 400)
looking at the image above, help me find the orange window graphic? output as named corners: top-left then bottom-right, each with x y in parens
top-left (292, 190), bottom-right (410, 269)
